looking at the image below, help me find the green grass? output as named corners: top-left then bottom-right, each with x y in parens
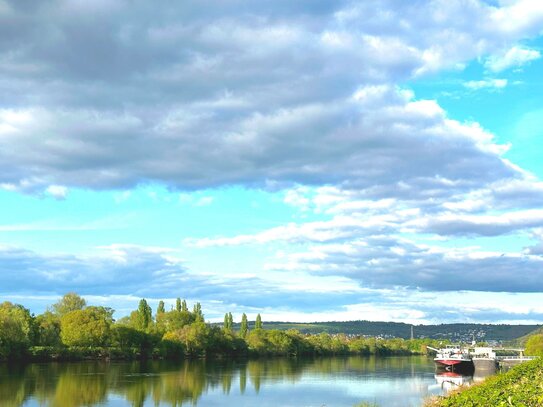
top-left (427, 358), bottom-right (543, 407)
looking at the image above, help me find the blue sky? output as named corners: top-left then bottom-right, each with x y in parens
top-left (1, 0), bottom-right (543, 324)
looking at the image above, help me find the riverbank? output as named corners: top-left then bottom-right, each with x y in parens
top-left (425, 357), bottom-right (543, 406)
top-left (10, 338), bottom-right (430, 362)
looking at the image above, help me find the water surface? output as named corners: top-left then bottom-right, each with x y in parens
top-left (1, 356), bottom-right (450, 407)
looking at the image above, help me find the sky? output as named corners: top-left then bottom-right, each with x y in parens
top-left (1, 0), bottom-right (543, 325)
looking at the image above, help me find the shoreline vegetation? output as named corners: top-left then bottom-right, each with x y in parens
top-left (425, 357), bottom-right (543, 406)
top-left (1, 293), bottom-right (445, 362)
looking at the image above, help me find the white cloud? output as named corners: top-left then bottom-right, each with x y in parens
top-left (0, 1), bottom-right (541, 194)
top-left (463, 78), bottom-right (508, 89)
top-left (484, 46), bottom-right (541, 71)
top-left (45, 185), bottom-right (68, 199)
top-left (195, 196), bottom-right (214, 206)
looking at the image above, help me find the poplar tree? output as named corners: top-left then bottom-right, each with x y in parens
top-left (193, 302), bottom-right (204, 322)
top-left (223, 312), bottom-right (234, 331)
top-left (240, 313), bottom-right (248, 338)
top-left (255, 313), bottom-right (262, 330)
top-left (176, 298), bottom-right (182, 312)
top-left (223, 313), bottom-right (230, 331)
top-left (137, 299), bottom-right (152, 330)
top-left (181, 300), bottom-right (188, 312)
top-left (157, 301), bottom-right (165, 314)
top-left (228, 312), bottom-right (233, 330)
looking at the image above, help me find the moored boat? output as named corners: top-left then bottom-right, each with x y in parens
top-left (470, 347), bottom-right (498, 372)
top-left (428, 345), bottom-right (474, 373)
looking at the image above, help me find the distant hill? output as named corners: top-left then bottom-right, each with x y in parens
top-left (232, 320), bottom-right (540, 342)
top-left (514, 326), bottom-right (543, 346)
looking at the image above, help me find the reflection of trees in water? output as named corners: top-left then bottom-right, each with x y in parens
top-left (0, 356), bottom-right (430, 405)
top-left (0, 364), bottom-right (30, 407)
top-left (51, 364), bottom-right (108, 407)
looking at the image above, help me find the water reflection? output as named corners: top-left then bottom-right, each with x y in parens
top-left (0, 356), bottom-right (444, 407)
top-left (433, 372), bottom-right (473, 393)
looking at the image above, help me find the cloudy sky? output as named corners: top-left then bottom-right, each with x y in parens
top-left (1, 0), bottom-right (543, 324)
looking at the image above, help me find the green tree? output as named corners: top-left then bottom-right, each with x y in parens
top-left (163, 322), bottom-right (209, 356)
top-left (193, 302), bottom-right (204, 322)
top-left (176, 298), bottom-right (182, 312)
top-left (223, 313), bottom-right (230, 331)
top-left (35, 311), bottom-right (61, 347)
top-left (157, 301), bottom-right (165, 315)
top-left (181, 299), bottom-right (188, 312)
top-left (130, 299), bottom-right (153, 331)
top-left (156, 310), bottom-right (195, 334)
top-left (223, 312), bottom-right (234, 331)
top-left (0, 302), bottom-right (34, 359)
top-left (255, 314), bottom-right (263, 330)
top-left (60, 306), bottom-right (113, 347)
top-left (240, 313), bottom-right (248, 339)
top-left (51, 292), bottom-right (86, 317)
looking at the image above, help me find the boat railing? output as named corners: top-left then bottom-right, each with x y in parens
top-left (496, 356), bottom-right (538, 361)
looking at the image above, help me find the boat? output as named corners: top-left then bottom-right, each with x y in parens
top-left (470, 347), bottom-right (498, 372)
top-left (427, 345), bottom-right (474, 372)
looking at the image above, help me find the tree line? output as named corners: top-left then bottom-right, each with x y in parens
top-left (0, 293), bottom-right (444, 361)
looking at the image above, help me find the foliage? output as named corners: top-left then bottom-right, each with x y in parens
top-left (428, 358), bottom-right (543, 407)
top-left (223, 312), bottom-right (234, 332)
top-left (60, 306), bottom-right (113, 347)
top-left (176, 297), bottom-right (182, 312)
top-left (34, 311), bottom-right (61, 347)
top-left (525, 334), bottom-right (543, 357)
top-left (156, 310), bottom-right (195, 334)
top-left (51, 292), bottom-right (87, 317)
top-left (255, 314), bottom-right (263, 330)
top-left (157, 301), bottom-right (165, 315)
top-left (0, 302), bottom-right (34, 359)
top-left (163, 322), bottom-right (210, 356)
top-left (0, 293), bottom-right (451, 361)
top-left (240, 313), bottom-right (248, 339)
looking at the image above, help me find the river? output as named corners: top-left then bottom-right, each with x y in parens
top-left (1, 356), bottom-right (460, 407)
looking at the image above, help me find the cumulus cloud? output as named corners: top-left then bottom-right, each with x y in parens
top-left (485, 46), bottom-right (541, 71)
top-left (265, 236), bottom-right (543, 292)
top-left (2, 0), bottom-right (543, 322)
top-left (0, 0), bottom-right (541, 195)
top-left (0, 244), bottom-right (191, 296)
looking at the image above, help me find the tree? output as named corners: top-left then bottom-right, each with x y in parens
top-left (181, 300), bottom-right (188, 312)
top-left (240, 313), bottom-right (248, 339)
top-left (130, 299), bottom-right (153, 331)
top-left (156, 310), bottom-right (195, 334)
top-left (193, 302), bottom-right (204, 322)
top-left (223, 312), bottom-right (234, 332)
top-left (35, 311), bottom-right (61, 347)
top-left (157, 301), bottom-right (165, 315)
top-left (0, 302), bottom-right (34, 359)
top-left (52, 292), bottom-right (86, 317)
top-left (255, 314), bottom-right (263, 330)
top-left (223, 313), bottom-right (230, 331)
top-left (176, 298), bottom-right (182, 312)
top-left (163, 322), bottom-right (209, 356)
top-left (60, 306), bottom-right (113, 347)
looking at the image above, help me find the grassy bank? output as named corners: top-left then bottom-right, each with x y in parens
top-left (427, 358), bottom-right (543, 407)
